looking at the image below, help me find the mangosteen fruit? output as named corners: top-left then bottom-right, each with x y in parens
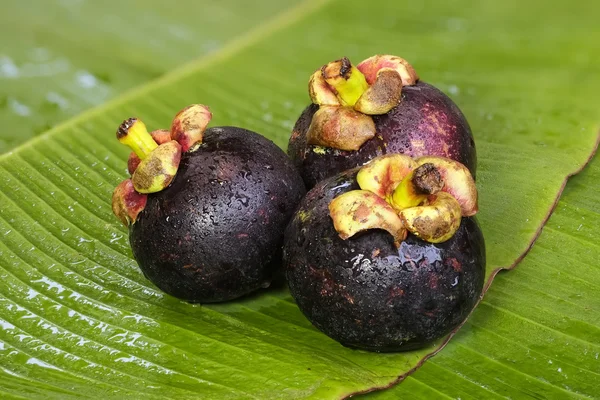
top-left (283, 154), bottom-right (485, 352)
top-left (288, 55), bottom-right (476, 188)
top-left (112, 104), bottom-right (306, 303)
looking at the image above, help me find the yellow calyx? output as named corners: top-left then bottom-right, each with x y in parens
top-left (415, 156), bottom-right (478, 216)
top-left (329, 155), bottom-right (476, 246)
top-left (329, 190), bottom-right (406, 246)
top-left (117, 118), bottom-right (158, 160)
top-left (307, 55), bottom-right (418, 152)
top-left (391, 172), bottom-right (427, 210)
top-left (390, 163), bottom-right (444, 211)
top-left (170, 104), bottom-right (212, 152)
top-left (356, 154), bottom-right (416, 198)
top-left (357, 55), bottom-right (419, 86)
top-left (322, 57), bottom-right (369, 107)
top-left (354, 68), bottom-right (403, 115)
top-left (399, 192), bottom-right (462, 243)
top-left (132, 140), bottom-right (182, 194)
top-left (306, 106), bottom-right (376, 151)
top-left (309, 70), bottom-right (340, 106)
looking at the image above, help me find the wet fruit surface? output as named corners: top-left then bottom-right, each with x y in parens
top-left (288, 82), bottom-right (476, 188)
top-left (283, 170), bottom-right (485, 352)
top-left (131, 127), bottom-right (305, 303)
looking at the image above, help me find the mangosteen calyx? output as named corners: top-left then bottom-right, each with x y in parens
top-left (329, 154), bottom-right (477, 245)
top-left (111, 105), bottom-right (307, 303)
top-left (329, 190), bottom-right (407, 247)
top-left (306, 55), bottom-right (419, 151)
top-left (112, 104), bottom-right (212, 226)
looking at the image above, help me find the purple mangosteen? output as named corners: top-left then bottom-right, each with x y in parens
top-left (283, 154), bottom-right (485, 352)
top-left (112, 105), bottom-right (305, 303)
top-left (288, 55), bottom-right (476, 188)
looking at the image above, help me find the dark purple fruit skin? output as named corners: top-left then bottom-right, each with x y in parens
top-left (288, 81), bottom-right (477, 189)
top-left (130, 127), bottom-right (306, 303)
top-left (283, 170), bottom-right (485, 352)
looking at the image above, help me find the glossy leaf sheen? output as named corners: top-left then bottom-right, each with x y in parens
top-left (0, 0), bottom-right (599, 398)
top-left (0, 0), bottom-right (301, 152)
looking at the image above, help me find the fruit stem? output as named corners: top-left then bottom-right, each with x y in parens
top-left (322, 57), bottom-right (369, 107)
top-left (117, 118), bottom-right (158, 160)
top-left (390, 163), bottom-right (444, 211)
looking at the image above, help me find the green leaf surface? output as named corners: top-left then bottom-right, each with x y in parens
top-left (1, 0), bottom-right (599, 398)
top-left (0, 0), bottom-right (302, 152)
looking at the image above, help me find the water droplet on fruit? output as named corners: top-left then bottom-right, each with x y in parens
top-left (296, 229), bottom-right (306, 246)
top-left (331, 181), bottom-right (352, 192)
top-left (235, 192), bottom-right (250, 207)
top-left (239, 167), bottom-right (252, 180)
top-left (261, 280), bottom-right (271, 289)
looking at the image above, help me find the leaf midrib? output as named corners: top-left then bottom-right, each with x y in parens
top-left (0, 0), bottom-right (331, 163)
